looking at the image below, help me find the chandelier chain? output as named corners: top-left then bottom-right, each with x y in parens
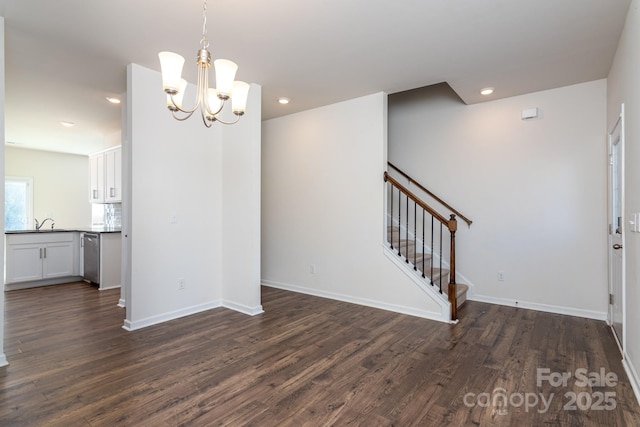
top-left (201, 0), bottom-right (209, 49)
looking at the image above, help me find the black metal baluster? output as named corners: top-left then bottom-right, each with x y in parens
top-left (397, 186), bottom-right (401, 256)
top-left (430, 216), bottom-right (434, 286)
top-left (405, 193), bottom-right (409, 263)
top-left (421, 209), bottom-right (425, 278)
top-left (439, 223), bottom-right (443, 294)
top-left (413, 201), bottom-right (417, 269)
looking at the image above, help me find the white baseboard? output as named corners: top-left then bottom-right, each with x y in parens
top-left (122, 300), bottom-right (222, 331)
top-left (222, 300), bottom-right (264, 316)
top-left (469, 294), bottom-right (608, 321)
top-left (121, 297), bottom-right (264, 331)
top-left (262, 279), bottom-right (449, 323)
top-left (623, 352), bottom-right (640, 406)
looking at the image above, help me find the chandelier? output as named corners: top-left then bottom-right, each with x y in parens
top-left (158, 0), bottom-right (250, 126)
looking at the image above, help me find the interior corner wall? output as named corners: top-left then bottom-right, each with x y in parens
top-left (607, 0), bottom-right (640, 400)
top-left (125, 63), bottom-right (223, 329)
top-left (221, 83), bottom-right (263, 314)
top-left (0, 16), bottom-right (7, 366)
top-left (262, 92), bottom-right (444, 318)
top-left (389, 79), bottom-right (608, 319)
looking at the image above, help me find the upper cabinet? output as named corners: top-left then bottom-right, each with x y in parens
top-left (90, 146), bottom-right (121, 204)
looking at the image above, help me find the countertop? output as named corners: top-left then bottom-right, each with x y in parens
top-left (5, 227), bottom-right (121, 235)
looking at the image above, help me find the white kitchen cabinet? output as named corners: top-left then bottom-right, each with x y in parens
top-left (104, 147), bottom-right (122, 203)
top-left (89, 146), bottom-right (121, 203)
top-left (5, 232), bottom-right (79, 286)
top-left (89, 152), bottom-right (105, 203)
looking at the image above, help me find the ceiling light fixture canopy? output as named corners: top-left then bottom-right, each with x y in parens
top-left (158, 0), bottom-right (249, 126)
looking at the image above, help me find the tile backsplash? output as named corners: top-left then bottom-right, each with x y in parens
top-left (92, 203), bottom-right (122, 227)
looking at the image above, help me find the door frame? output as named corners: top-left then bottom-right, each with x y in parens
top-left (608, 103), bottom-right (625, 352)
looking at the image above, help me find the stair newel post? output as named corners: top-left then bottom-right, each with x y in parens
top-left (448, 214), bottom-right (458, 321)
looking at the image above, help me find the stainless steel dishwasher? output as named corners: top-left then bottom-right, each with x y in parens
top-left (83, 232), bottom-right (100, 284)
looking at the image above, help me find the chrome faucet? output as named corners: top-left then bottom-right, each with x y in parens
top-left (34, 218), bottom-right (54, 231)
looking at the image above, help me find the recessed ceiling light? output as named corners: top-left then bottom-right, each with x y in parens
top-left (278, 97), bottom-right (290, 105)
top-left (480, 88), bottom-right (494, 96)
top-left (60, 121), bottom-right (76, 128)
top-left (106, 97), bottom-right (121, 104)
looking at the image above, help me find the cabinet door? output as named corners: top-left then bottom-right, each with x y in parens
top-left (42, 242), bottom-right (74, 279)
top-left (89, 153), bottom-right (105, 203)
top-left (104, 148), bottom-right (121, 203)
top-left (6, 244), bottom-right (43, 283)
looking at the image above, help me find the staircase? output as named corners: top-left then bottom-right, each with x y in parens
top-left (384, 163), bottom-right (472, 321)
top-left (387, 226), bottom-right (468, 309)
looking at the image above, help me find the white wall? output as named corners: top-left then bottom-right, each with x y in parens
top-left (0, 16), bottom-right (7, 367)
top-left (222, 86), bottom-right (263, 314)
top-left (389, 80), bottom-right (608, 319)
top-left (262, 93), bottom-right (447, 320)
top-left (5, 146), bottom-right (91, 228)
top-left (104, 130), bottom-right (121, 149)
top-left (124, 64), bottom-right (262, 329)
top-left (607, 0), bottom-right (640, 401)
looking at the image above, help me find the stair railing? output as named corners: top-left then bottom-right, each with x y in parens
top-left (388, 161), bottom-right (472, 227)
top-left (384, 171), bottom-right (460, 320)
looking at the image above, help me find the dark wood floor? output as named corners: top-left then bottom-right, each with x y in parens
top-left (1, 282), bottom-right (639, 426)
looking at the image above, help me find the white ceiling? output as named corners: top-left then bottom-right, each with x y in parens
top-left (0, 0), bottom-right (631, 155)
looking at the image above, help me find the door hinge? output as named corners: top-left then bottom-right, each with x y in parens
top-left (609, 293), bottom-right (614, 305)
top-left (609, 155), bottom-right (614, 166)
top-left (609, 224), bottom-right (612, 235)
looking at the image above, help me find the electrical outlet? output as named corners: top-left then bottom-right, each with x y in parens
top-left (310, 264), bottom-right (316, 275)
top-left (170, 212), bottom-right (178, 224)
top-left (178, 278), bottom-right (185, 290)
top-left (498, 271), bottom-right (505, 281)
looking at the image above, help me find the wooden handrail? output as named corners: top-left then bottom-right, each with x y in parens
top-left (387, 162), bottom-right (472, 227)
top-left (384, 172), bottom-right (451, 228)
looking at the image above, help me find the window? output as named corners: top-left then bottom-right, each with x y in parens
top-left (5, 176), bottom-right (33, 231)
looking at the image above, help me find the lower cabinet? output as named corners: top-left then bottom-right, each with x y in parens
top-left (5, 232), bottom-right (80, 286)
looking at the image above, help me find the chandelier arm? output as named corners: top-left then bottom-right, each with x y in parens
top-left (211, 114), bottom-right (242, 125)
top-left (168, 93), bottom-right (200, 115)
top-left (171, 109), bottom-right (197, 121)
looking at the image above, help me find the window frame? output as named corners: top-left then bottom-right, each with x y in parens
top-left (5, 176), bottom-right (34, 231)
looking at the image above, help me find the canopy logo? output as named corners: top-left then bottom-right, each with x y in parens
top-left (462, 367), bottom-right (618, 415)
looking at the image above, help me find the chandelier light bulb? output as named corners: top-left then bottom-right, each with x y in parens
top-left (214, 59), bottom-right (238, 99)
top-left (158, 52), bottom-right (185, 94)
top-left (231, 81), bottom-right (250, 115)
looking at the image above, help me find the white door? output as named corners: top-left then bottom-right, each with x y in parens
top-left (608, 105), bottom-right (624, 346)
